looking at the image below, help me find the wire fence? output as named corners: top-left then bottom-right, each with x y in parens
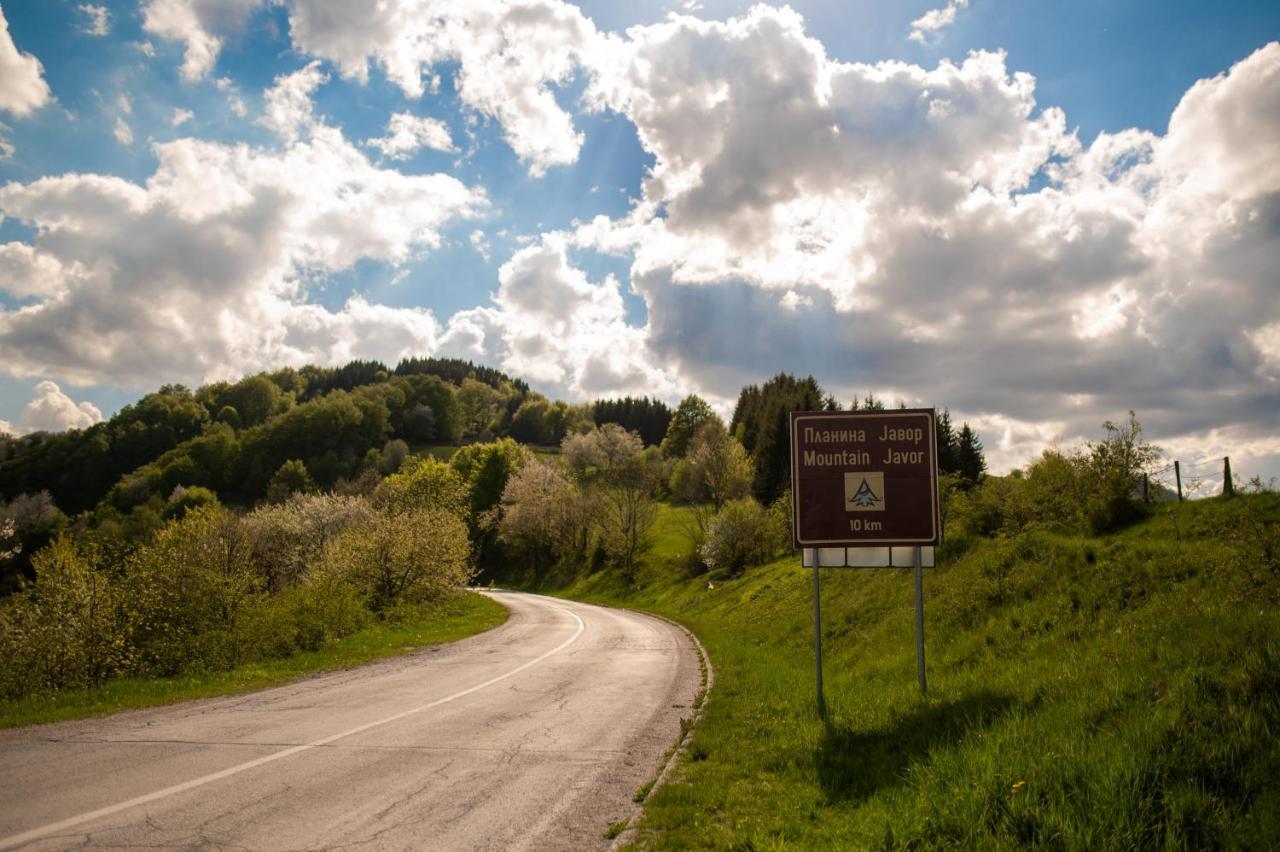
top-left (1145, 456), bottom-right (1254, 502)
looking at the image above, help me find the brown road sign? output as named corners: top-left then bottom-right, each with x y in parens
top-left (790, 409), bottom-right (940, 547)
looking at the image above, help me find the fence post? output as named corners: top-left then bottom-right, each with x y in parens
top-left (1175, 460), bottom-right (1183, 502)
top-left (1223, 457), bottom-right (1233, 497)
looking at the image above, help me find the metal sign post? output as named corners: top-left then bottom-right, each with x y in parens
top-left (790, 409), bottom-right (941, 709)
top-left (811, 549), bottom-right (826, 717)
top-left (913, 545), bottom-right (926, 695)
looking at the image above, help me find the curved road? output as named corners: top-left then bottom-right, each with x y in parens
top-left (0, 591), bottom-right (703, 850)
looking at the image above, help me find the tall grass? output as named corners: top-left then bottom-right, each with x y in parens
top-left (550, 494), bottom-right (1280, 848)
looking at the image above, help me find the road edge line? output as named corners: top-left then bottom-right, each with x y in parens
top-left (0, 603), bottom-right (585, 851)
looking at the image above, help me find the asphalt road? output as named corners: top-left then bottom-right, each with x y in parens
top-left (0, 591), bottom-right (704, 850)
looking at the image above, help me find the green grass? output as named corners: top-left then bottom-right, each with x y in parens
top-left (0, 591), bottom-right (508, 729)
top-left (415, 443), bottom-right (460, 461)
top-left (541, 495), bottom-right (1280, 849)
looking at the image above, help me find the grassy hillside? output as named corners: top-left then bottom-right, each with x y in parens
top-left (547, 495), bottom-right (1280, 848)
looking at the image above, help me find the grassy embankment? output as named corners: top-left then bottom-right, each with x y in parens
top-left (543, 495), bottom-right (1280, 848)
top-left (0, 592), bottom-right (507, 729)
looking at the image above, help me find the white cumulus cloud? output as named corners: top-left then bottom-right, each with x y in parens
top-left (18, 380), bottom-right (103, 433)
top-left (367, 112), bottom-right (455, 159)
top-left (142, 0), bottom-right (265, 81)
top-left (439, 237), bottom-right (677, 400)
top-left (909, 0), bottom-right (969, 44)
top-left (0, 4), bottom-right (51, 117)
top-left (258, 61), bottom-right (328, 143)
top-left (0, 113), bottom-right (486, 387)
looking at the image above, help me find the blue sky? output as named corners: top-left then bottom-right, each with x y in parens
top-left (0, 0), bottom-right (1277, 486)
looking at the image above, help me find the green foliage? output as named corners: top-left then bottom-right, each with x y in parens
top-left (266, 459), bottom-right (317, 504)
top-left (0, 386), bottom-right (209, 514)
top-left (662, 395), bottom-right (716, 458)
top-left (594, 396), bottom-right (673, 447)
top-left (0, 537), bottom-right (130, 699)
top-left (375, 456), bottom-right (469, 519)
top-left (950, 414), bottom-right (1160, 539)
top-left (507, 396), bottom-right (593, 446)
top-left (124, 507), bottom-right (267, 676)
top-left (198, 375), bottom-right (291, 429)
top-left (699, 498), bottom-right (787, 575)
top-left (731, 374), bottom-right (825, 504)
top-left (0, 486), bottom-right (483, 705)
top-left (162, 485), bottom-right (220, 520)
top-left (508, 396), bottom-right (555, 445)
top-left (546, 494), bottom-right (1280, 850)
top-left (394, 356), bottom-right (529, 396)
top-left (0, 593), bottom-right (505, 728)
top-left (392, 374), bottom-right (459, 443)
top-left (321, 508), bottom-right (473, 611)
top-left (377, 439), bottom-right (410, 475)
top-left (457, 378), bottom-right (506, 438)
top-left (450, 438), bottom-right (528, 522)
top-left (957, 422), bottom-right (987, 487)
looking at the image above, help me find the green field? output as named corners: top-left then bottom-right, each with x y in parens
top-left (0, 592), bottom-right (507, 729)
top-left (547, 496), bottom-right (1280, 849)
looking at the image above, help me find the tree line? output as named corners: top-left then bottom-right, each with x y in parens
top-left (0, 351), bottom-right (1179, 715)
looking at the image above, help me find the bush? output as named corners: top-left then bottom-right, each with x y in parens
top-left (124, 507), bottom-right (266, 675)
top-left (243, 493), bottom-right (376, 589)
top-left (277, 563), bottom-right (370, 651)
top-left (0, 537), bottom-right (132, 699)
top-left (266, 459), bottom-right (317, 504)
top-left (700, 498), bottom-right (786, 575)
top-left (322, 508), bottom-right (472, 611)
top-left (163, 484), bottom-right (220, 520)
top-left (374, 456), bottom-right (469, 519)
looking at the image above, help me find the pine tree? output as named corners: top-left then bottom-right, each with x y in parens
top-left (935, 409), bottom-right (958, 475)
top-left (956, 423), bottom-right (986, 487)
top-left (730, 374), bottom-right (825, 504)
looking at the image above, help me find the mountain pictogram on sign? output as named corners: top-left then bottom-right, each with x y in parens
top-left (849, 478), bottom-right (881, 508)
top-left (844, 471), bottom-right (885, 512)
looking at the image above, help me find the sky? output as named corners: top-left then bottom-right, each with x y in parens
top-left (0, 0), bottom-right (1277, 489)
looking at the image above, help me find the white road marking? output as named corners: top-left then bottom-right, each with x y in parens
top-left (0, 604), bottom-right (586, 851)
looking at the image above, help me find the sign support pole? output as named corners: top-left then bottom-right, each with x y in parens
top-left (913, 545), bottom-right (927, 696)
top-left (810, 549), bottom-right (826, 719)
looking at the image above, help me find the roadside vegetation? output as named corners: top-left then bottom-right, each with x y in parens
top-left (6, 355), bottom-right (1272, 847)
top-left (540, 426), bottom-right (1280, 848)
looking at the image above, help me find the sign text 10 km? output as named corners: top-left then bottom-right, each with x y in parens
top-left (790, 409), bottom-right (940, 548)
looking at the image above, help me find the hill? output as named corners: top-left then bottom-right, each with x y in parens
top-left (538, 493), bottom-right (1280, 848)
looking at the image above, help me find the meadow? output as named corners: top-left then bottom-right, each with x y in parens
top-left (546, 494), bottom-right (1280, 849)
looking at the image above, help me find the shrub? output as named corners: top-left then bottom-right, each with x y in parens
top-left (377, 439), bottom-right (410, 475)
top-left (266, 459), bottom-right (317, 504)
top-left (163, 484), bottom-right (220, 520)
top-left (243, 493), bottom-right (376, 589)
top-left (277, 563), bottom-right (371, 651)
top-left (496, 458), bottom-right (581, 572)
top-left (124, 507), bottom-right (266, 675)
top-left (322, 508), bottom-right (472, 611)
top-left (0, 537), bottom-right (133, 698)
top-left (700, 498), bottom-right (787, 575)
top-left (374, 456), bottom-right (469, 519)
